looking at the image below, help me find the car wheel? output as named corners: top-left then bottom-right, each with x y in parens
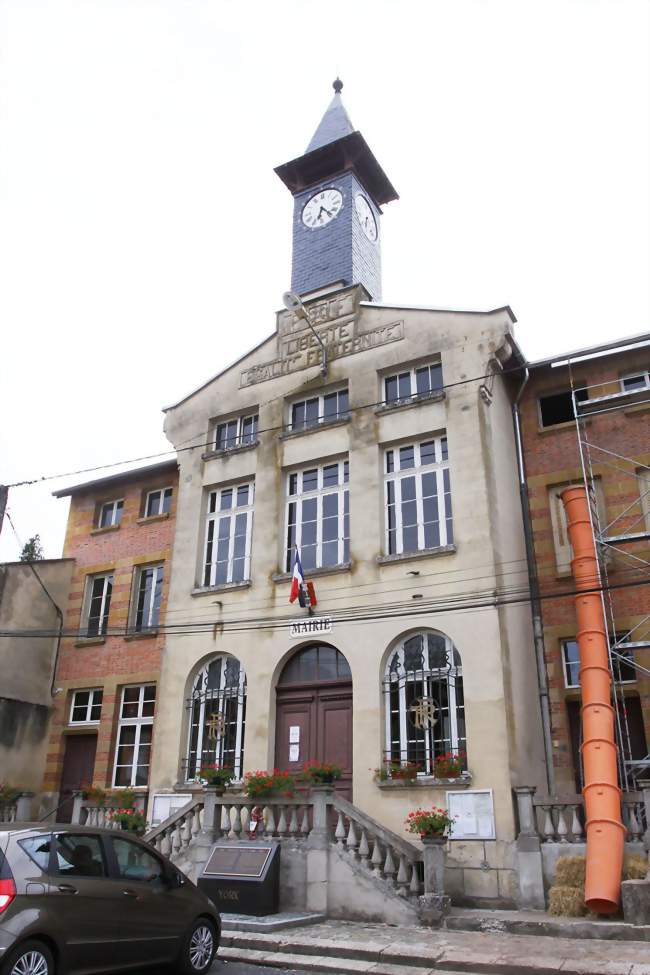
top-left (178, 918), bottom-right (217, 974)
top-left (3, 941), bottom-right (55, 975)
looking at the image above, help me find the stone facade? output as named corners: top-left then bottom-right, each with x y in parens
top-left (149, 283), bottom-right (546, 905)
top-left (42, 460), bottom-right (178, 815)
top-left (0, 559), bottom-right (74, 796)
top-left (519, 342), bottom-right (650, 793)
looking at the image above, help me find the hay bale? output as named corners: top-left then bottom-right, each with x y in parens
top-left (548, 884), bottom-right (587, 917)
top-left (555, 855), bottom-right (586, 888)
top-left (624, 854), bottom-right (649, 881)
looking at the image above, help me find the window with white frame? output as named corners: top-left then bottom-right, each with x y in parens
top-left (113, 684), bottom-right (156, 787)
top-left (562, 636), bottom-right (636, 689)
top-left (621, 370), bottom-right (650, 393)
top-left (548, 480), bottom-right (605, 575)
top-left (384, 437), bottom-right (452, 556)
top-left (289, 388), bottom-right (349, 431)
top-left (214, 413), bottom-right (258, 451)
top-left (383, 631), bottom-right (466, 775)
top-left (98, 499), bottom-right (123, 529)
top-left (144, 487), bottom-right (172, 518)
top-left (383, 361), bottom-right (443, 406)
top-left (285, 460), bottom-right (349, 572)
top-left (132, 563), bottom-right (164, 631)
top-left (70, 688), bottom-right (103, 724)
top-left (203, 482), bottom-right (254, 587)
top-left (186, 656), bottom-right (246, 781)
top-left (82, 573), bottom-right (113, 637)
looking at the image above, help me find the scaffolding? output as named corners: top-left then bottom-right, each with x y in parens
top-left (571, 379), bottom-right (650, 790)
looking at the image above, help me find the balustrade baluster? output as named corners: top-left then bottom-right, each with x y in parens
top-left (383, 846), bottom-right (397, 884)
top-left (396, 854), bottom-right (409, 895)
top-left (627, 802), bottom-right (642, 841)
top-left (556, 805), bottom-right (569, 843)
top-left (409, 861), bottom-right (420, 895)
top-left (191, 806), bottom-right (202, 841)
top-left (220, 804), bottom-right (231, 837)
top-left (288, 806), bottom-right (299, 836)
top-left (335, 812), bottom-right (347, 846)
top-left (277, 806), bottom-right (288, 836)
top-left (265, 806), bottom-right (276, 837)
top-left (171, 821), bottom-right (183, 858)
top-left (358, 829), bottom-right (370, 864)
top-left (346, 819), bottom-right (359, 856)
top-left (569, 804), bottom-right (583, 841)
top-left (234, 805), bottom-right (245, 838)
top-left (160, 828), bottom-right (172, 858)
top-left (541, 805), bottom-right (555, 841)
top-left (300, 807), bottom-right (310, 836)
top-left (370, 838), bottom-right (383, 877)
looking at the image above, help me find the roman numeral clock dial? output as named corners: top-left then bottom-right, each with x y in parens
top-left (354, 193), bottom-right (378, 241)
top-left (301, 188), bottom-right (343, 229)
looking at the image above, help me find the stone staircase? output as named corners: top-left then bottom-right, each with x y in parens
top-left (142, 787), bottom-right (426, 925)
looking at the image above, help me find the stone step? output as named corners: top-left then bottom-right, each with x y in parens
top-left (221, 911), bottom-right (326, 933)
top-left (219, 928), bottom-right (650, 975)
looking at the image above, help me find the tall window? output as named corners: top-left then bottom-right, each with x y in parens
top-left (98, 499), bottom-right (123, 529)
top-left (113, 684), bottom-right (156, 787)
top-left (214, 413), bottom-right (258, 451)
top-left (285, 460), bottom-right (349, 571)
top-left (83, 573), bottom-right (113, 637)
top-left (186, 656), bottom-right (246, 781)
top-left (70, 688), bottom-right (103, 725)
top-left (289, 388), bottom-right (349, 431)
top-left (133, 564), bottom-right (164, 631)
top-left (384, 437), bottom-right (452, 556)
top-left (383, 631), bottom-right (465, 775)
top-left (384, 361), bottom-right (443, 405)
top-left (203, 482), bottom-right (254, 587)
top-left (548, 480), bottom-right (604, 575)
top-left (144, 487), bottom-right (172, 517)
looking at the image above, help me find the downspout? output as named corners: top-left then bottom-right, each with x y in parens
top-left (561, 486), bottom-right (625, 913)
top-left (512, 368), bottom-right (555, 794)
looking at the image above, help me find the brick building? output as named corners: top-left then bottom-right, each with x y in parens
top-left (42, 459), bottom-right (178, 820)
top-left (518, 334), bottom-right (650, 794)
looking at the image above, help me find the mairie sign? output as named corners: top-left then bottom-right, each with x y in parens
top-left (289, 617), bottom-right (332, 638)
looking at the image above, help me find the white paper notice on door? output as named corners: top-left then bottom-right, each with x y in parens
top-left (446, 790), bottom-right (496, 840)
top-left (289, 726), bottom-right (300, 744)
top-left (289, 744), bottom-right (300, 762)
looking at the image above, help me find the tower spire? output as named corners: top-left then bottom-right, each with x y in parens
top-left (305, 79), bottom-right (355, 154)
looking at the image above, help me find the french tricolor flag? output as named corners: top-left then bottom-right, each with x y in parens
top-left (289, 547), bottom-right (307, 606)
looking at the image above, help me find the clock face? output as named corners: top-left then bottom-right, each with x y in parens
top-left (354, 194), bottom-right (378, 241)
top-left (301, 188), bottom-right (343, 229)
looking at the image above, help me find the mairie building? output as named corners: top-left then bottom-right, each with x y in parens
top-left (148, 81), bottom-right (547, 909)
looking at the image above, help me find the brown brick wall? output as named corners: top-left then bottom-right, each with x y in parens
top-left (43, 464), bottom-right (178, 797)
top-left (520, 350), bottom-right (650, 791)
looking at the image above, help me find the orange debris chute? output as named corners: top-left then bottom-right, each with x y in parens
top-left (561, 486), bottom-right (626, 914)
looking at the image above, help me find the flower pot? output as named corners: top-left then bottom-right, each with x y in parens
top-left (420, 834), bottom-right (447, 844)
top-left (204, 785), bottom-right (225, 796)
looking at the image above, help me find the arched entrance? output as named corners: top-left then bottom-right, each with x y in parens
top-left (275, 643), bottom-right (352, 800)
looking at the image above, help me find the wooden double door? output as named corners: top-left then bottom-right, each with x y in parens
top-left (275, 681), bottom-right (353, 800)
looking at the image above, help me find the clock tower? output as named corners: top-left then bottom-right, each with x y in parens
top-left (275, 80), bottom-right (398, 301)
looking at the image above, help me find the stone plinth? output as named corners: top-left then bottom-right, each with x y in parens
top-left (621, 880), bottom-right (650, 926)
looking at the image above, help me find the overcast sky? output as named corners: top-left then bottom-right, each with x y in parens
top-left (1, 0), bottom-right (648, 563)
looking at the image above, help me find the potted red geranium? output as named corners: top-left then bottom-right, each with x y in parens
top-left (405, 806), bottom-right (454, 840)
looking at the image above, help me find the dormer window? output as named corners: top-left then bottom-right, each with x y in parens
top-left (384, 361), bottom-right (443, 406)
top-left (214, 413), bottom-right (258, 451)
top-left (289, 388), bottom-right (349, 432)
top-left (98, 499), bottom-right (123, 529)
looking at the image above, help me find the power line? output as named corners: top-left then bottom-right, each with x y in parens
top-left (5, 361), bottom-right (524, 490)
top-left (1, 575), bottom-right (648, 640)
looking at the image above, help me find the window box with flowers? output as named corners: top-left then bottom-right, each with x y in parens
top-left (243, 769), bottom-right (296, 800)
top-left (299, 761), bottom-right (342, 787)
top-left (198, 764), bottom-right (235, 794)
top-left (405, 806), bottom-right (455, 840)
top-left (374, 752), bottom-right (471, 790)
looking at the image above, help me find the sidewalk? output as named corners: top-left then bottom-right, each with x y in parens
top-left (219, 917), bottom-right (650, 975)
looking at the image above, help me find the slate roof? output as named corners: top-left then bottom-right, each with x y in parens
top-left (305, 91), bottom-right (355, 153)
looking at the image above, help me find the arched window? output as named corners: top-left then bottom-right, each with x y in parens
top-left (278, 644), bottom-right (351, 685)
top-left (383, 631), bottom-right (465, 775)
top-left (186, 656), bottom-right (246, 780)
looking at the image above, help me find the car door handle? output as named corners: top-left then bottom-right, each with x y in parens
top-left (122, 888), bottom-right (139, 897)
top-left (57, 884), bottom-right (78, 894)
